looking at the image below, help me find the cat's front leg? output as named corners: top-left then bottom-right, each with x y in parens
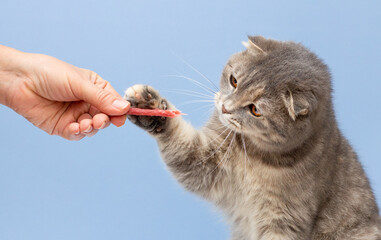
top-left (124, 85), bottom-right (226, 200)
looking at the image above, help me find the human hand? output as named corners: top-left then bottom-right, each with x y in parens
top-left (0, 45), bottom-right (130, 140)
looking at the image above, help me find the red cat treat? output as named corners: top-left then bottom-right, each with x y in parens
top-left (127, 107), bottom-right (183, 118)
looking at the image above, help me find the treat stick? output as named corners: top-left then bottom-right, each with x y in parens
top-left (127, 107), bottom-right (184, 118)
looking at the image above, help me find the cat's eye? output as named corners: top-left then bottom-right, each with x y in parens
top-left (230, 75), bottom-right (237, 88)
top-left (250, 104), bottom-right (261, 117)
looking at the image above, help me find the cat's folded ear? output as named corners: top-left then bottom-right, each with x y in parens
top-left (242, 36), bottom-right (266, 56)
top-left (282, 89), bottom-right (318, 121)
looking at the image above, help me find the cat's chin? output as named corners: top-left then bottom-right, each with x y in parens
top-left (218, 114), bottom-right (242, 133)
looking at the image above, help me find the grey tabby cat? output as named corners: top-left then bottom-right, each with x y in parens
top-left (124, 36), bottom-right (381, 240)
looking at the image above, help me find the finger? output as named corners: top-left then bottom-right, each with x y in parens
top-left (62, 122), bottom-right (86, 141)
top-left (93, 113), bottom-right (110, 129)
top-left (78, 113), bottom-right (100, 137)
top-left (69, 122), bottom-right (80, 135)
top-left (84, 128), bottom-right (98, 137)
top-left (50, 101), bottom-right (89, 141)
top-left (71, 70), bottom-right (130, 116)
top-left (89, 105), bottom-right (100, 116)
top-left (94, 77), bottom-right (122, 98)
top-left (85, 70), bottom-right (124, 102)
top-left (110, 115), bottom-right (127, 127)
top-left (78, 113), bottom-right (94, 134)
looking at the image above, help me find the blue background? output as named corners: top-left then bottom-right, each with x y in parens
top-left (1, 1), bottom-right (380, 239)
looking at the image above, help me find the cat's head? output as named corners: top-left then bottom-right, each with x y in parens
top-left (215, 36), bottom-right (332, 153)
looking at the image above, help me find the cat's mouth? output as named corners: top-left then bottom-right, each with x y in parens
top-left (220, 114), bottom-right (242, 131)
top-left (215, 92), bottom-right (242, 131)
top-left (226, 118), bottom-right (241, 129)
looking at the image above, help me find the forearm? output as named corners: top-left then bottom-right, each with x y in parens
top-left (155, 117), bottom-right (225, 198)
top-left (123, 84), bottom-right (226, 198)
top-left (0, 71), bottom-right (9, 106)
top-left (0, 45), bottom-right (33, 107)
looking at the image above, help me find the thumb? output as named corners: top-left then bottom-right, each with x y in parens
top-left (75, 73), bottom-right (130, 116)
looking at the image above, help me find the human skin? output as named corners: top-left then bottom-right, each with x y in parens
top-left (0, 45), bottom-right (130, 140)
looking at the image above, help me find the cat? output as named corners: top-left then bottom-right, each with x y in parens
top-left (124, 36), bottom-right (381, 240)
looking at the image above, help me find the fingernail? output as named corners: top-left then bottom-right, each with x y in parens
top-left (84, 125), bottom-right (93, 133)
top-left (99, 121), bottom-right (107, 129)
top-left (112, 99), bottom-right (130, 110)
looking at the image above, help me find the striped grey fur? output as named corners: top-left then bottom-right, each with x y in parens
top-left (124, 36), bottom-right (381, 240)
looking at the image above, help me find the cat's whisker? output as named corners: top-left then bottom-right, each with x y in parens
top-left (208, 126), bottom-right (231, 138)
top-left (209, 126), bottom-right (231, 144)
top-left (167, 91), bottom-right (212, 99)
top-left (163, 74), bottom-right (217, 95)
top-left (208, 128), bottom-right (232, 153)
top-left (192, 104), bottom-right (214, 112)
top-left (209, 131), bottom-right (236, 175)
top-left (240, 133), bottom-right (249, 175)
top-left (166, 88), bottom-right (215, 98)
top-left (220, 131), bottom-right (236, 170)
top-left (162, 89), bottom-right (214, 99)
top-left (178, 100), bottom-right (215, 107)
top-left (171, 52), bottom-right (220, 91)
top-left (201, 128), bottom-right (233, 164)
top-left (215, 124), bottom-right (230, 131)
top-left (198, 106), bottom-right (215, 121)
top-left (174, 71), bottom-right (219, 94)
top-left (189, 103), bottom-right (215, 115)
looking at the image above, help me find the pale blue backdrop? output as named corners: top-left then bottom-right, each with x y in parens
top-left (1, 1), bottom-right (380, 239)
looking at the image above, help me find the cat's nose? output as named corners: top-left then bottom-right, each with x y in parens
top-left (222, 104), bottom-right (231, 114)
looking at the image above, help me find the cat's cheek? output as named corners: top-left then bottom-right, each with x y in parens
top-left (218, 114), bottom-right (229, 128)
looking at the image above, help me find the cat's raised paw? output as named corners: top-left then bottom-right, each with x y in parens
top-left (123, 85), bottom-right (169, 133)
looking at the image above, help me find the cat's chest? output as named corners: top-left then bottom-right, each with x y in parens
top-left (228, 161), bottom-right (294, 208)
top-left (218, 156), bottom-right (316, 238)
